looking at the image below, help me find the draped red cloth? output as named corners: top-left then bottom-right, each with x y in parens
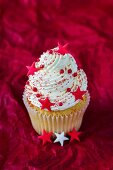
top-left (1, 0), bottom-right (113, 169)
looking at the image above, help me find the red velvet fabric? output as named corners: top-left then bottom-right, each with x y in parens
top-left (1, 0), bottom-right (113, 169)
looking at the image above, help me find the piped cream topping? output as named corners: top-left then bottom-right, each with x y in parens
top-left (24, 47), bottom-right (88, 111)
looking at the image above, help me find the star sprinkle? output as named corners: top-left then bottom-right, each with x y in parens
top-left (68, 128), bottom-right (82, 142)
top-left (54, 132), bottom-right (69, 146)
top-left (38, 130), bottom-right (52, 145)
top-left (71, 87), bottom-right (86, 101)
top-left (26, 62), bottom-right (38, 76)
top-left (56, 42), bottom-right (68, 55)
top-left (26, 62), bottom-right (44, 76)
top-left (39, 97), bottom-right (54, 111)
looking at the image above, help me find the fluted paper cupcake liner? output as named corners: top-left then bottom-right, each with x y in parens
top-left (23, 93), bottom-right (90, 134)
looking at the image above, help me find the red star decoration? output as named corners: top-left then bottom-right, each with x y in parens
top-left (38, 130), bottom-right (52, 145)
top-left (56, 42), bottom-right (68, 55)
top-left (68, 128), bottom-right (82, 142)
top-left (39, 97), bottom-right (54, 111)
top-left (71, 87), bottom-right (86, 101)
top-left (26, 62), bottom-right (38, 76)
top-left (26, 62), bottom-right (42, 76)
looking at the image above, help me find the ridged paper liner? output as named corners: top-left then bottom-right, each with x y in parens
top-left (23, 93), bottom-right (90, 134)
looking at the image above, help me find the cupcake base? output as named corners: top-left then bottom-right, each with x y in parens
top-left (23, 92), bottom-right (90, 134)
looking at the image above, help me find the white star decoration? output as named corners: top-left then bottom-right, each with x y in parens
top-left (54, 132), bottom-right (69, 146)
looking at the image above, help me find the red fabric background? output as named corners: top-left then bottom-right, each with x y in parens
top-left (0, 0), bottom-right (113, 169)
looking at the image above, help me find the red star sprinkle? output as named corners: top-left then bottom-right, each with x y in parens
top-left (39, 97), bottom-right (54, 111)
top-left (26, 62), bottom-right (44, 76)
top-left (71, 87), bottom-right (86, 101)
top-left (38, 130), bottom-right (52, 145)
top-left (68, 128), bottom-right (82, 142)
top-left (56, 42), bottom-right (68, 55)
top-left (26, 62), bottom-right (38, 76)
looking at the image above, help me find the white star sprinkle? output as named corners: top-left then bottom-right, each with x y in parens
top-left (54, 132), bottom-right (69, 146)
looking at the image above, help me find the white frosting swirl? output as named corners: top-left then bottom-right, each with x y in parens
top-left (24, 48), bottom-right (88, 111)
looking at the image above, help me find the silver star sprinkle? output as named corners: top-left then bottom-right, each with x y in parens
top-left (54, 132), bottom-right (69, 146)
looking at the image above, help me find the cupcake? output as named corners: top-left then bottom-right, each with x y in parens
top-left (23, 43), bottom-right (90, 135)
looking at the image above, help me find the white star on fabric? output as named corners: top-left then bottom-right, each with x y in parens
top-left (54, 132), bottom-right (69, 146)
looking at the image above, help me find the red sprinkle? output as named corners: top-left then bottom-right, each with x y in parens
top-left (60, 69), bottom-right (64, 74)
top-left (59, 102), bottom-right (63, 106)
top-left (36, 93), bottom-right (41, 97)
top-left (68, 69), bottom-right (72, 74)
top-left (73, 72), bottom-right (77, 77)
top-left (33, 87), bottom-right (37, 92)
top-left (40, 64), bottom-right (44, 68)
top-left (67, 88), bottom-right (71, 92)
